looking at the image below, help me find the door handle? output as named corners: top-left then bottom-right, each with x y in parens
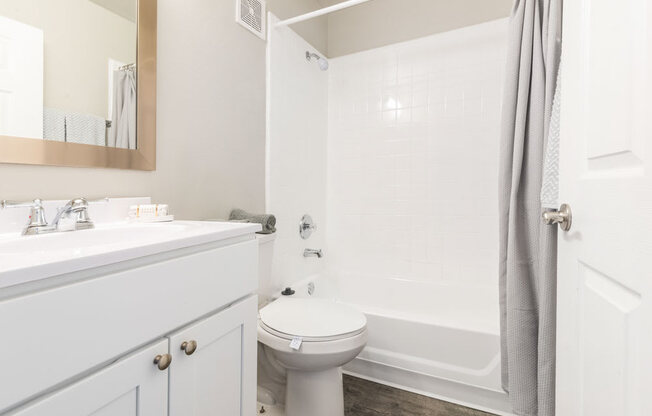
top-left (542, 203), bottom-right (572, 231)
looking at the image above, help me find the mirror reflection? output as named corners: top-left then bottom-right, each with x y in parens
top-left (0, 0), bottom-right (138, 148)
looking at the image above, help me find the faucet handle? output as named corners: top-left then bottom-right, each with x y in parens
top-left (70, 197), bottom-right (107, 229)
top-left (70, 198), bottom-right (95, 230)
top-left (299, 214), bottom-right (317, 240)
top-left (2, 198), bottom-right (43, 210)
top-left (1, 199), bottom-right (49, 233)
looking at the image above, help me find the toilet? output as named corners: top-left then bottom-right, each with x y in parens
top-left (255, 235), bottom-right (368, 416)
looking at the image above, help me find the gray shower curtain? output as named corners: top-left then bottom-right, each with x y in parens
top-left (109, 69), bottom-right (137, 149)
top-left (499, 1), bottom-right (562, 415)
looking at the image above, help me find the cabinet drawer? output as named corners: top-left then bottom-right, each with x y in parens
top-left (0, 239), bottom-right (257, 412)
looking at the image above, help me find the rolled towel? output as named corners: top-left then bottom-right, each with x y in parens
top-left (66, 111), bottom-right (106, 146)
top-left (43, 107), bottom-right (66, 142)
top-left (229, 208), bottom-right (276, 234)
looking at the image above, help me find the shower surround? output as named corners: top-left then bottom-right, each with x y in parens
top-left (327, 19), bottom-right (505, 291)
top-left (266, 14), bottom-right (328, 294)
top-left (266, 16), bottom-right (510, 415)
top-left (326, 19), bottom-right (509, 412)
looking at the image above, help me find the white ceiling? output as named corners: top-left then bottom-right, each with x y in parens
top-left (89, 0), bottom-right (137, 22)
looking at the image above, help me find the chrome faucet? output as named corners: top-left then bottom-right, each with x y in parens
top-left (303, 248), bottom-right (323, 258)
top-left (1, 197), bottom-right (107, 235)
top-left (51, 198), bottom-right (94, 230)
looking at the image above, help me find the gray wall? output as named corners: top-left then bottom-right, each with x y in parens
top-left (326, 0), bottom-right (513, 57)
top-left (0, 0), bottom-right (327, 220)
top-left (269, 0), bottom-right (328, 53)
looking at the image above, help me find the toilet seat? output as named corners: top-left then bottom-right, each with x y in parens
top-left (259, 321), bottom-right (366, 342)
top-left (259, 298), bottom-right (367, 342)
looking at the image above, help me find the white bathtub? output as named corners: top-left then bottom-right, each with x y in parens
top-left (289, 273), bottom-right (513, 415)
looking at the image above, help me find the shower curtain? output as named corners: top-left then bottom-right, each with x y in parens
top-left (499, 0), bottom-right (562, 415)
top-left (109, 68), bottom-right (137, 149)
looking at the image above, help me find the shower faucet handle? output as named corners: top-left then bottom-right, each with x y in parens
top-left (304, 248), bottom-right (323, 258)
top-left (299, 214), bottom-right (317, 239)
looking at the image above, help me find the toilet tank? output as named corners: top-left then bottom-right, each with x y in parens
top-left (256, 233), bottom-right (277, 307)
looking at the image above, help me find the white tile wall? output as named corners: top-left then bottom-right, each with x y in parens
top-left (266, 14), bottom-right (328, 291)
top-left (326, 19), bottom-right (508, 288)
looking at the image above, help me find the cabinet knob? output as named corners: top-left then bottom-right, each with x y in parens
top-left (181, 340), bottom-right (198, 356)
top-left (153, 354), bottom-right (172, 371)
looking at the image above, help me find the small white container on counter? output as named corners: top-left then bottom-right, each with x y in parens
top-left (128, 204), bottom-right (174, 222)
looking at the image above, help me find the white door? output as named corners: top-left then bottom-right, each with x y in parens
top-left (168, 295), bottom-right (257, 416)
top-left (9, 340), bottom-right (169, 416)
top-left (0, 16), bottom-right (43, 139)
top-left (556, 1), bottom-right (652, 415)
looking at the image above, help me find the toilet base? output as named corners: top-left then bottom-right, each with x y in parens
top-left (285, 367), bottom-right (344, 416)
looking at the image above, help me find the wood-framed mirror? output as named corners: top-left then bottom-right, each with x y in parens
top-left (0, 0), bottom-right (156, 170)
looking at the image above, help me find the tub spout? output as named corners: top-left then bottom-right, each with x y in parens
top-left (303, 248), bottom-right (323, 258)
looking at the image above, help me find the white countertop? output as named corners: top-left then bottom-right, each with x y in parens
top-left (0, 220), bottom-right (261, 290)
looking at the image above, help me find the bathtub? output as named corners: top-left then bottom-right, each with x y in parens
top-left (288, 273), bottom-right (513, 415)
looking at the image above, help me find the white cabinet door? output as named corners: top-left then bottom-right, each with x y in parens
top-left (557, 1), bottom-right (652, 415)
top-left (168, 295), bottom-right (258, 416)
top-left (9, 340), bottom-right (169, 416)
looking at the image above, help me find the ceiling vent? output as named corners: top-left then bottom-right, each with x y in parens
top-left (236, 0), bottom-right (266, 40)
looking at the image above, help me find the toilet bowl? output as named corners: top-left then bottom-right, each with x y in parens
top-left (258, 297), bottom-right (367, 416)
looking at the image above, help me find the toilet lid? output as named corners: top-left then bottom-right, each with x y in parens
top-left (259, 298), bottom-right (367, 339)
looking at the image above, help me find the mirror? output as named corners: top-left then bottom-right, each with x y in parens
top-left (0, 0), bottom-right (156, 170)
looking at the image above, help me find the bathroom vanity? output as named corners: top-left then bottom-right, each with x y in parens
top-left (0, 200), bottom-right (260, 415)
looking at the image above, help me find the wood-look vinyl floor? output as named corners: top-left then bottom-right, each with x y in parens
top-left (343, 375), bottom-right (496, 416)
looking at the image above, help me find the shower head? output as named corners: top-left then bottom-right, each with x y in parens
top-left (306, 51), bottom-right (329, 71)
top-left (319, 59), bottom-right (329, 71)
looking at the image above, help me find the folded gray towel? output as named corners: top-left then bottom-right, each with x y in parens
top-left (229, 208), bottom-right (276, 234)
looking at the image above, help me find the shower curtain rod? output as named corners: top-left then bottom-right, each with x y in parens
top-left (275, 0), bottom-right (374, 27)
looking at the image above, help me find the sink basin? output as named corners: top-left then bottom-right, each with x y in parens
top-left (0, 220), bottom-right (261, 290)
top-left (0, 223), bottom-right (189, 255)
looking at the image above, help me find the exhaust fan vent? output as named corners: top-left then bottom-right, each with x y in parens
top-left (236, 0), bottom-right (266, 40)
